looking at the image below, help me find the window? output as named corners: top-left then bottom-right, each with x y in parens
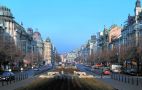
top-left (0, 11), bottom-right (3, 15)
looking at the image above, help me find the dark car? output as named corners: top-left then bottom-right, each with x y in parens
top-left (130, 69), bottom-right (137, 76)
top-left (33, 67), bottom-right (40, 71)
top-left (122, 68), bottom-right (137, 76)
top-left (0, 71), bottom-right (15, 81)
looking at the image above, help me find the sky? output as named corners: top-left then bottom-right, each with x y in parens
top-left (0, 0), bottom-right (137, 53)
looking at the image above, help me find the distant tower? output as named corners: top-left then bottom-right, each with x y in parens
top-left (135, 0), bottom-right (142, 22)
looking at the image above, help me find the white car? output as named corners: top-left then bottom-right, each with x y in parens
top-left (113, 69), bottom-right (121, 73)
top-left (111, 64), bottom-right (122, 73)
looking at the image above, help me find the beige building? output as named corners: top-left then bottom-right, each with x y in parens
top-left (0, 5), bottom-right (30, 54)
top-left (43, 37), bottom-right (52, 65)
top-left (109, 25), bottom-right (121, 43)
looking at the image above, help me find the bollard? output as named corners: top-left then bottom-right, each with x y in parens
top-left (23, 73), bottom-right (25, 80)
top-left (114, 73), bottom-right (115, 79)
top-left (125, 76), bottom-right (126, 83)
top-left (18, 74), bottom-right (20, 81)
top-left (111, 73), bottom-right (112, 79)
top-left (22, 74), bottom-right (24, 80)
top-left (122, 75), bottom-right (123, 82)
top-left (128, 76), bottom-right (130, 83)
top-left (10, 77), bottom-right (11, 84)
top-left (25, 73), bottom-right (26, 79)
top-left (115, 73), bottom-right (116, 80)
top-left (114, 73), bottom-right (115, 80)
top-left (137, 77), bottom-right (139, 86)
top-left (13, 76), bottom-right (16, 83)
top-left (6, 80), bottom-right (8, 85)
top-left (101, 73), bottom-right (102, 79)
top-left (132, 77), bottom-right (134, 85)
top-left (24, 73), bottom-right (26, 79)
top-left (26, 73), bottom-right (28, 78)
top-left (111, 73), bottom-right (113, 79)
top-left (119, 74), bottom-right (121, 81)
top-left (116, 73), bottom-right (117, 80)
top-left (21, 74), bottom-right (23, 80)
top-left (19, 74), bottom-right (21, 81)
top-left (23, 73), bottom-right (24, 80)
top-left (113, 73), bottom-right (115, 79)
top-left (21, 73), bottom-right (23, 80)
top-left (2, 80), bottom-right (4, 86)
top-left (25, 73), bottom-right (27, 79)
top-left (22, 74), bottom-right (23, 80)
top-left (115, 73), bottom-right (117, 80)
top-left (118, 74), bottom-right (119, 81)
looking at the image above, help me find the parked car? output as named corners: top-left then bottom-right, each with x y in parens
top-left (122, 68), bottom-right (131, 74)
top-left (94, 63), bottom-right (103, 69)
top-left (0, 71), bottom-right (15, 81)
top-left (33, 67), bottom-right (40, 71)
top-left (130, 69), bottom-right (137, 75)
top-left (111, 64), bottom-right (122, 73)
top-left (122, 68), bottom-right (137, 75)
top-left (103, 69), bottom-right (111, 75)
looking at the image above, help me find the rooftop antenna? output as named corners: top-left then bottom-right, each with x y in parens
top-left (21, 22), bottom-right (23, 26)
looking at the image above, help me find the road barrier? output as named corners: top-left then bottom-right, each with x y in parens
top-left (111, 72), bottom-right (142, 87)
top-left (0, 72), bottom-right (28, 87)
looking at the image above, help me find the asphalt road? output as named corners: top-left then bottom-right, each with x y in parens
top-left (76, 64), bottom-right (142, 90)
top-left (76, 64), bottom-right (111, 78)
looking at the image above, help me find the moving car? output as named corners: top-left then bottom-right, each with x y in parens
top-left (0, 71), bottom-right (15, 81)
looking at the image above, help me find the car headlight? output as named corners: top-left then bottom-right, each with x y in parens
top-left (5, 77), bottom-right (9, 79)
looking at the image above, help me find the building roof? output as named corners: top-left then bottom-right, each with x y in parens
top-left (0, 5), bottom-right (14, 18)
top-left (136, 0), bottom-right (141, 7)
top-left (46, 37), bottom-right (51, 42)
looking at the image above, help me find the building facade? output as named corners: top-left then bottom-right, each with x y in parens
top-left (43, 37), bottom-right (53, 65)
top-left (33, 31), bottom-right (44, 66)
top-left (0, 5), bottom-right (34, 69)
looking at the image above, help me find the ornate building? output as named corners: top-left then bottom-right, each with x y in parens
top-left (135, 0), bottom-right (142, 22)
top-left (0, 5), bottom-right (33, 69)
top-left (33, 31), bottom-right (44, 66)
top-left (122, 0), bottom-right (142, 47)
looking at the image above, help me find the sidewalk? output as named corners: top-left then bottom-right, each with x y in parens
top-left (0, 77), bottom-right (36, 90)
top-left (97, 77), bottom-right (142, 90)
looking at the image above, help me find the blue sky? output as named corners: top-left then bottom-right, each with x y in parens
top-left (0, 0), bottom-right (136, 53)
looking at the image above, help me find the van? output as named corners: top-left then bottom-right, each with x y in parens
top-left (111, 64), bottom-right (122, 73)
